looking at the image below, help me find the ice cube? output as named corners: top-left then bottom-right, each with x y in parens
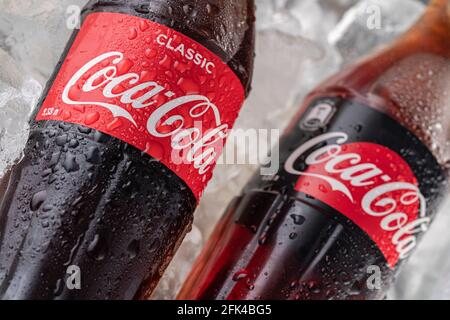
top-left (0, 49), bottom-right (42, 177)
top-left (0, 47), bottom-right (23, 88)
top-left (0, 0), bottom-right (88, 82)
top-left (329, 0), bottom-right (425, 65)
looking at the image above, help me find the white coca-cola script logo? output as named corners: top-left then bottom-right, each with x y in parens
top-left (61, 51), bottom-right (227, 175)
top-left (285, 132), bottom-right (428, 261)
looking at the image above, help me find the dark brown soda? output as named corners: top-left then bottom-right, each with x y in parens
top-left (177, 0), bottom-right (450, 300)
top-left (0, 0), bottom-right (255, 300)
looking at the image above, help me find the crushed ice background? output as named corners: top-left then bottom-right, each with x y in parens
top-left (1, 0), bottom-right (449, 300)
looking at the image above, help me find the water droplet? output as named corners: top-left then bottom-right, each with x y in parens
top-left (146, 141), bottom-right (165, 160)
top-left (232, 269), bottom-right (248, 281)
top-left (56, 134), bottom-right (68, 146)
top-left (128, 28), bottom-right (138, 40)
top-left (307, 281), bottom-right (321, 294)
top-left (68, 86), bottom-right (81, 101)
top-left (159, 55), bottom-right (172, 69)
top-left (31, 190), bottom-right (47, 211)
top-left (87, 234), bottom-right (108, 261)
top-left (63, 154), bottom-right (80, 172)
top-left (62, 110), bottom-right (72, 120)
top-left (85, 112), bottom-right (100, 125)
top-left (177, 77), bottom-right (200, 94)
top-left (183, 4), bottom-right (194, 15)
top-left (258, 234), bottom-right (268, 245)
top-left (69, 139), bottom-right (79, 148)
top-left (145, 48), bottom-right (157, 59)
top-left (353, 124), bottom-right (363, 132)
top-left (106, 118), bottom-right (123, 131)
top-left (117, 58), bottom-right (134, 74)
top-left (290, 214), bottom-right (306, 225)
top-left (53, 278), bottom-right (64, 296)
top-left (86, 146), bottom-right (101, 164)
top-left (139, 20), bottom-right (149, 31)
top-left (206, 3), bottom-right (219, 15)
top-left (127, 240), bottom-right (140, 259)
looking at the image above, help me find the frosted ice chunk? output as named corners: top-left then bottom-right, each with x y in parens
top-left (329, 0), bottom-right (425, 65)
top-left (0, 49), bottom-right (42, 177)
top-left (0, 0), bottom-right (88, 81)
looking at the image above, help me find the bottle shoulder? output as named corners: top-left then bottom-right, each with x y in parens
top-left (81, 0), bottom-right (255, 95)
top-left (308, 49), bottom-right (450, 171)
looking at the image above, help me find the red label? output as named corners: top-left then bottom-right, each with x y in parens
top-left (288, 133), bottom-right (428, 267)
top-left (37, 12), bottom-right (245, 200)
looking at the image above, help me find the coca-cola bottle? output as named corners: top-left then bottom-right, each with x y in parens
top-left (178, 0), bottom-right (450, 300)
top-left (0, 0), bottom-right (255, 300)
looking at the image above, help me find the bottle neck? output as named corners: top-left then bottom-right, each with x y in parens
top-left (401, 0), bottom-right (450, 56)
top-left (427, 0), bottom-right (449, 25)
top-left (311, 0), bottom-right (450, 98)
top-left (430, 0), bottom-right (449, 9)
